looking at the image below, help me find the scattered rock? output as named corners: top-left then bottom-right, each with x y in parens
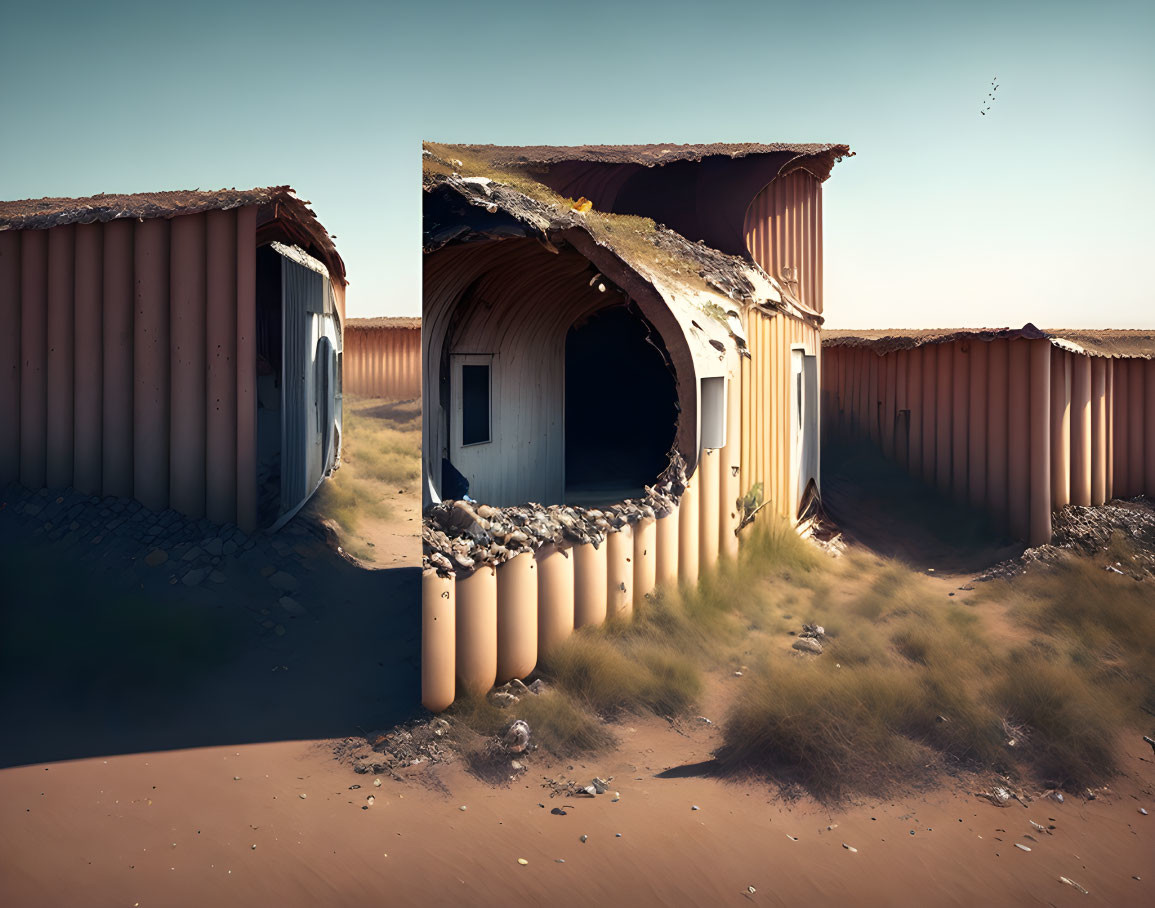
top-left (504, 720), bottom-right (531, 753)
top-left (268, 571), bottom-right (299, 591)
top-left (144, 549), bottom-right (168, 567)
top-left (279, 596), bottom-right (307, 616)
top-left (792, 637), bottom-right (823, 655)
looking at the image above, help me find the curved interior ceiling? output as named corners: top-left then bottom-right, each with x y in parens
top-left (424, 236), bottom-right (697, 506)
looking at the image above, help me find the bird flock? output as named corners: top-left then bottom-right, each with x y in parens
top-left (981, 76), bottom-right (999, 116)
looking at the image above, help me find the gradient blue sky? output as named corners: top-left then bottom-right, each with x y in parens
top-left (2, 0), bottom-right (1152, 327)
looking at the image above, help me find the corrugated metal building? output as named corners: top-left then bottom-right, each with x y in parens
top-left (344, 317), bottom-right (421, 399)
top-left (0, 187), bottom-right (347, 532)
top-left (421, 141), bottom-right (850, 709)
top-left (822, 326), bottom-right (1155, 545)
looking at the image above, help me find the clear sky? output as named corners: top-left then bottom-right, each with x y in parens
top-left (2, 0), bottom-right (1152, 327)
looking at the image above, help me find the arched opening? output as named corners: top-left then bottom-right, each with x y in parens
top-left (565, 304), bottom-right (678, 505)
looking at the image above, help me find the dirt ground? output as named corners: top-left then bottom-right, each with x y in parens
top-left (1, 431), bottom-right (1152, 906)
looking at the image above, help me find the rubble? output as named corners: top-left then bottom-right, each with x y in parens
top-left (423, 450), bottom-right (688, 575)
top-left (978, 497), bottom-right (1155, 581)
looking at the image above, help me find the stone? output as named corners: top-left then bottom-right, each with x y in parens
top-left (182, 569), bottom-right (206, 586)
top-left (145, 549), bottom-right (168, 567)
top-left (203, 538), bottom-right (223, 556)
top-left (182, 546), bottom-right (203, 562)
top-left (792, 637), bottom-right (823, 655)
top-left (268, 571), bottom-right (298, 591)
top-left (209, 571), bottom-right (227, 584)
top-left (279, 596), bottom-right (307, 616)
top-left (222, 540), bottom-right (238, 556)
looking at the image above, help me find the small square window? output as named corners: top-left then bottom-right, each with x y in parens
top-left (461, 363), bottom-right (491, 446)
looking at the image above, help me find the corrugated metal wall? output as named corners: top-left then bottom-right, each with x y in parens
top-left (0, 209), bottom-right (261, 530)
top-left (822, 339), bottom-right (1155, 545)
top-left (344, 325), bottom-right (421, 399)
top-left (740, 308), bottom-right (821, 520)
top-left (743, 170), bottom-right (823, 315)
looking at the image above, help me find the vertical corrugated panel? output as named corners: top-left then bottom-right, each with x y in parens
top-left (133, 218), bottom-right (170, 511)
top-left (1105, 359), bottom-right (1114, 499)
top-left (908, 347), bottom-right (924, 477)
top-left (934, 343), bottom-right (953, 497)
top-left (967, 341), bottom-right (988, 510)
top-left (280, 257), bottom-right (319, 513)
top-left (1146, 360), bottom-right (1155, 495)
top-left (742, 171), bottom-right (823, 314)
top-left (1007, 340), bottom-right (1031, 541)
top-left (235, 207), bottom-right (258, 532)
top-left (1128, 359), bottom-right (1145, 496)
top-left (73, 224), bottom-right (103, 495)
top-left (0, 231), bottom-right (21, 483)
top-left (950, 342), bottom-right (969, 504)
top-left (1090, 358), bottom-right (1108, 505)
top-left (169, 214), bottom-right (207, 518)
top-left (342, 326), bottom-right (421, 399)
top-left (19, 230), bottom-right (48, 489)
top-left (1113, 358), bottom-right (1129, 496)
top-left (1071, 354), bottom-right (1093, 506)
top-left (45, 225), bottom-right (75, 489)
top-left (1050, 348), bottom-right (1071, 510)
top-left (1028, 339), bottom-right (1052, 545)
top-left (920, 344), bottom-right (937, 486)
top-left (102, 220), bottom-right (134, 498)
top-left (206, 209), bottom-right (238, 525)
top-left (882, 352), bottom-right (896, 460)
top-left (987, 339), bottom-right (1009, 532)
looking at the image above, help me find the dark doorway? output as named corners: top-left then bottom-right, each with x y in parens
top-left (565, 305), bottom-right (677, 505)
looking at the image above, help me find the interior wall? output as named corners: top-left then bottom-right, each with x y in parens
top-left (424, 237), bottom-right (695, 507)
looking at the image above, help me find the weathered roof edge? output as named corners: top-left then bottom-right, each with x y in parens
top-left (432, 142), bottom-right (853, 182)
top-left (423, 157), bottom-right (818, 338)
top-left (824, 324), bottom-right (1155, 359)
top-left (0, 186), bottom-right (346, 286)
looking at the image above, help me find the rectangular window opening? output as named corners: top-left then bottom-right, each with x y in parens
top-left (461, 363), bottom-right (491, 446)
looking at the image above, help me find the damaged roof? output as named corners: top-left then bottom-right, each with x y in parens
top-left (824, 325), bottom-right (1155, 359)
top-left (422, 144), bottom-right (812, 334)
top-left (0, 186), bottom-right (346, 285)
top-left (436, 142), bottom-right (853, 182)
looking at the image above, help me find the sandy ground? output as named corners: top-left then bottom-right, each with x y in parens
top-left (2, 432), bottom-right (1152, 906)
top-left (1, 699), bottom-right (1150, 908)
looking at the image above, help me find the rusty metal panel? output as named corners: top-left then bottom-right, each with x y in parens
top-left (743, 170), bottom-right (823, 314)
top-left (19, 229), bottom-right (48, 490)
top-left (206, 209), bottom-right (238, 525)
top-left (73, 223), bottom-right (103, 495)
top-left (169, 214), bottom-right (207, 518)
top-left (102, 219), bottom-right (134, 498)
top-left (46, 225), bottom-right (75, 490)
top-left (0, 231), bottom-right (20, 483)
top-left (344, 324), bottom-right (421, 399)
top-left (235, 206), bottom-right (258, 532)
top-left (987, 339), bottom-right (1010, 532)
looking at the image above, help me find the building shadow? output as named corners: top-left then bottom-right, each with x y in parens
top-left (820, 442), bottom-right (1024, 574)
top-left (0, 506), bottom-right (421, 769)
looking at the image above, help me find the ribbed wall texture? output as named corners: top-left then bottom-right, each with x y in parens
top-left (743, 170), bottom-right (823, 315)
top-left (344, 325), bottom-right (421, 399)
top-left (822, 340), bottom-right (1154, 545)
top-left (0, 210), bottom-right (260, 530)
top-left (740, 308), bottom-right (821, 521)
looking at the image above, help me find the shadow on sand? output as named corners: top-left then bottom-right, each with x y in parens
top-left (820, 442), bottom-right (1024, 574)
top-left (0, 507), bottom-right (420, 769)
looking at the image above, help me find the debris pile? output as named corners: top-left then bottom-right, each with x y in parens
top-left (979, 497), bottom-right (1155, 581)
top-left (423, 451), bottom-right (687, 575)
top-left (334, 716), bottom-right (455, 776)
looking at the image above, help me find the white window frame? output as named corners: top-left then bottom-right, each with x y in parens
top-left (452, 354), bottom-right (495, 448)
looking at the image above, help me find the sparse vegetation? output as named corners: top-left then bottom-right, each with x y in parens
top-left (480, 512), bottom-right (1154, 799)
top-left (310, 395), bottom-right (420, 561)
